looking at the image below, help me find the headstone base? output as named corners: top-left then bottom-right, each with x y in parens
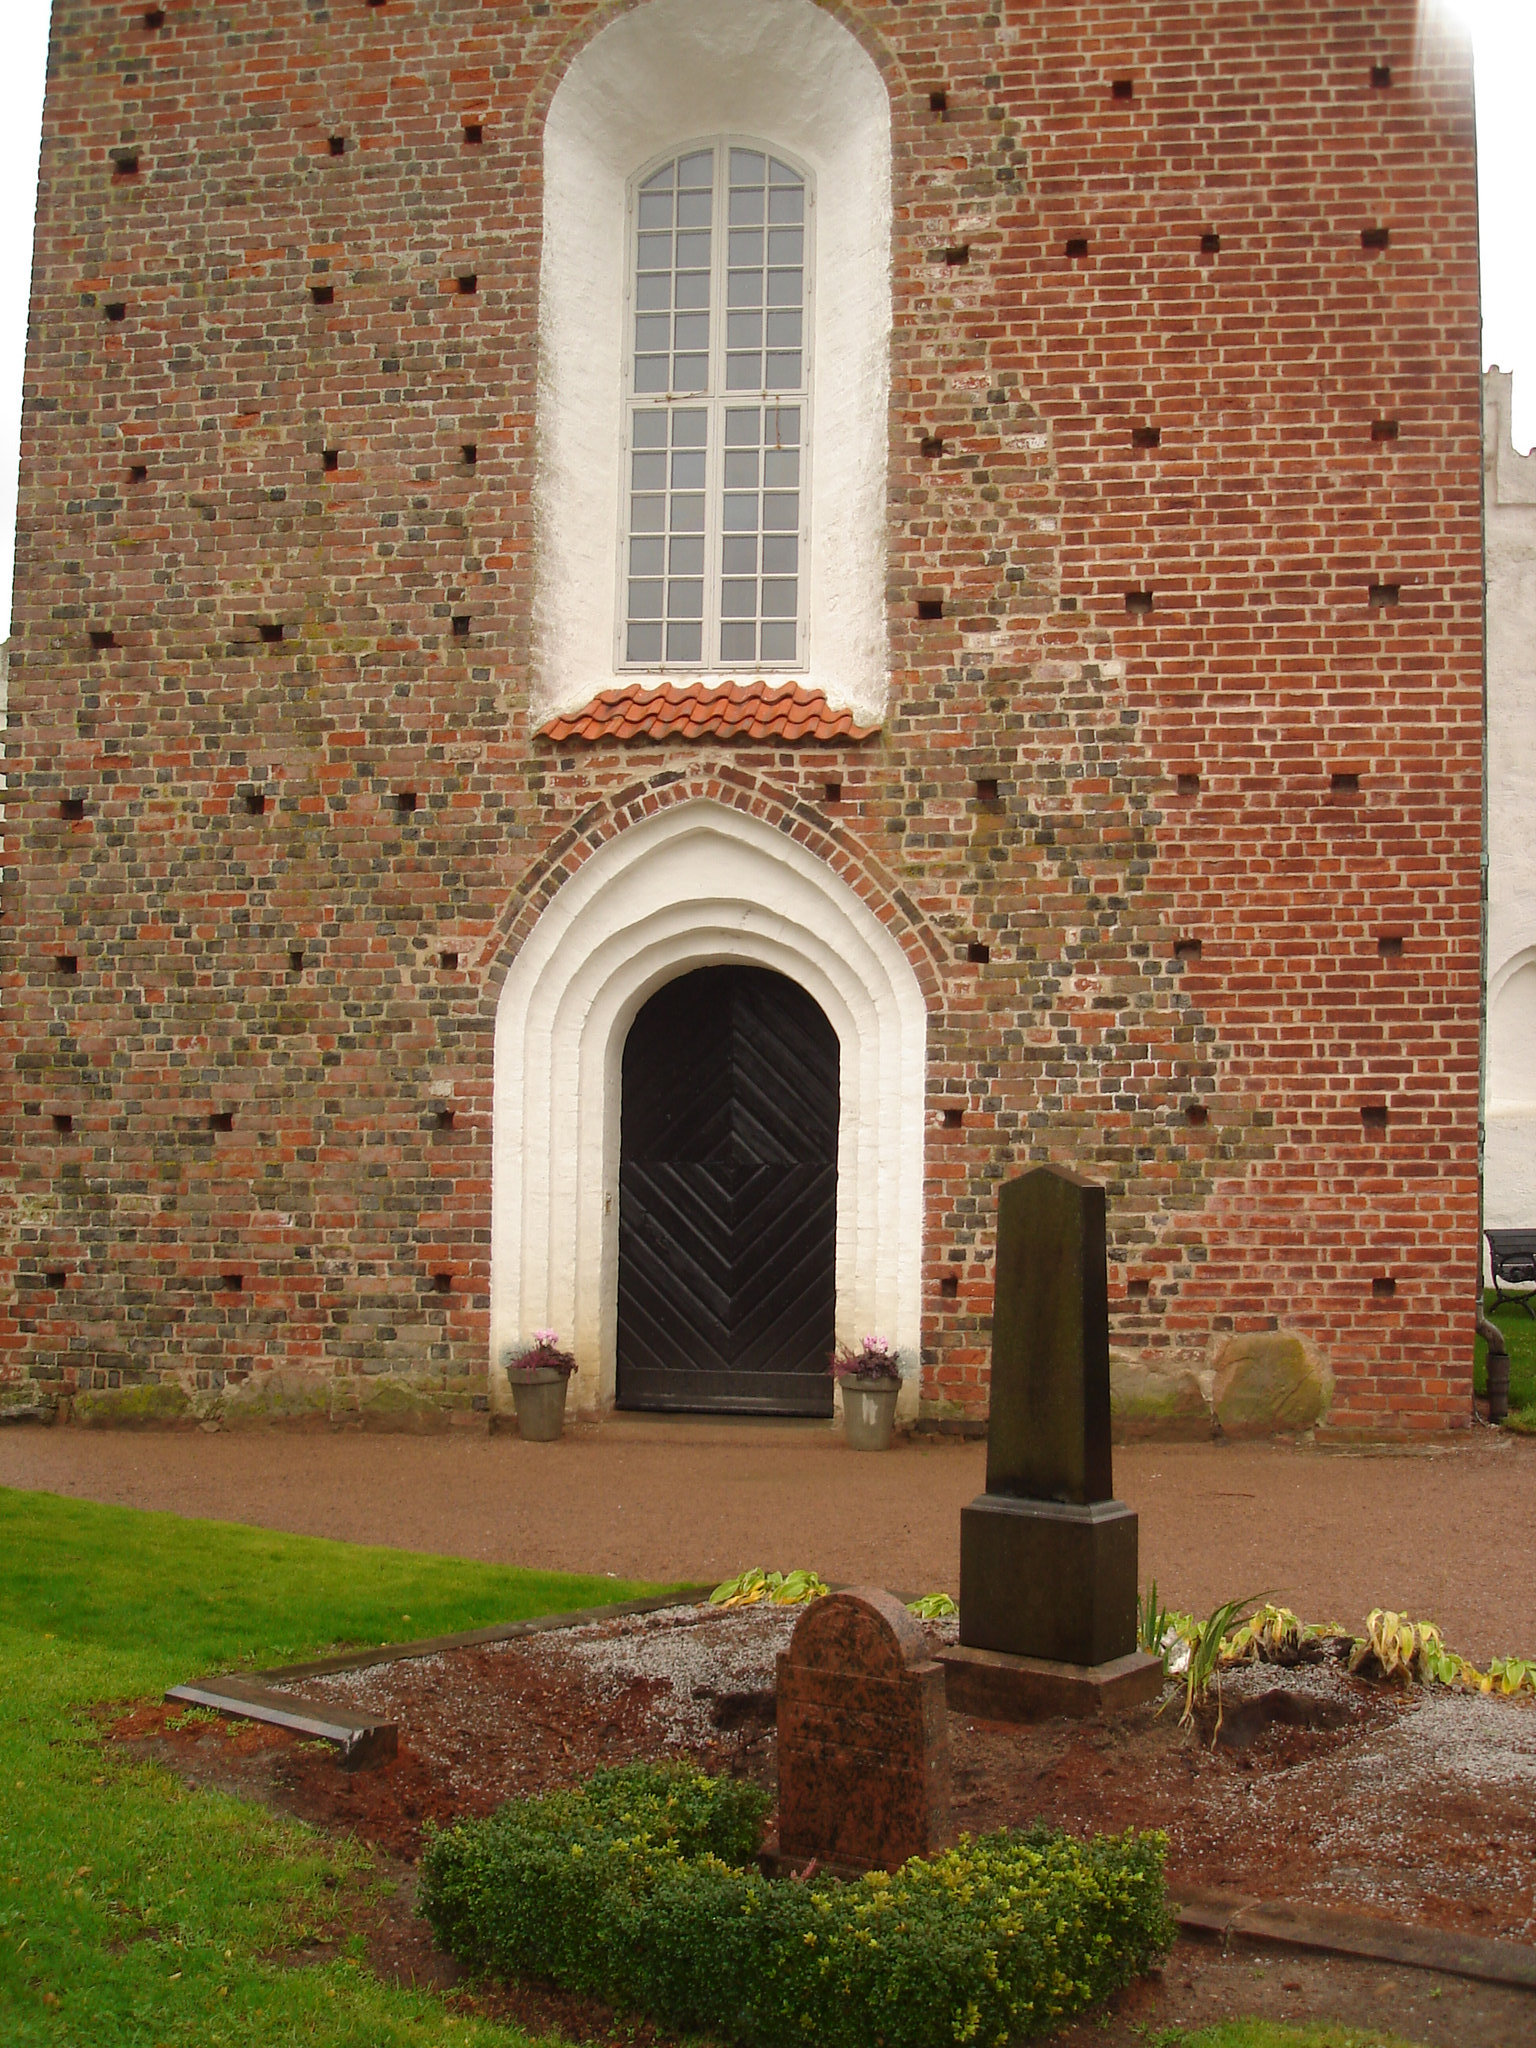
top-left (959, 1493), bottom-right (1140, 1667)
top-left (936, 1643), bottom-right (1164, 1722)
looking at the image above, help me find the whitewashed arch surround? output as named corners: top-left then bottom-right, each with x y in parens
top-left (534, 0), bottom-right (892, 726)
top-left (490, 802), bottom-right (928, 1418)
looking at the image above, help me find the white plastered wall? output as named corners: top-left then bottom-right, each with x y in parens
top-left (490, 801), bottom-right (928, 1418)
top-left (534, 0), bottom-right (891, 726)
top-left (1484, 370), bottom-right (1536, 1239)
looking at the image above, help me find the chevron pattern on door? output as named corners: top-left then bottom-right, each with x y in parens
top-left (616, 965), bottom-right (839, 1413)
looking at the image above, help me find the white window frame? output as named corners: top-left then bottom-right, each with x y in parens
top-left (615, 137), bottom-right (816, 676)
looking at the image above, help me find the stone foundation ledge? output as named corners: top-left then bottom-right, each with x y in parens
top-left (1, 1336), bottom-right (1468, 1441)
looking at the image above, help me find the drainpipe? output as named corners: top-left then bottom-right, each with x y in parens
top-left (1477, 1308), bottom-right (1510, 1424)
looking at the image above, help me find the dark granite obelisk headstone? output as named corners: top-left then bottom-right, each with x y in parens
top-left (937, 1165), bottom-right (1163, 1720)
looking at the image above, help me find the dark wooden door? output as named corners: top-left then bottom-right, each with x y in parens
top-left (616, 965), bottom-right (838, 1414)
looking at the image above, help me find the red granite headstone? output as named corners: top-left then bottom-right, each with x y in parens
top-left (775, 1586), bottom-right (951, 1873)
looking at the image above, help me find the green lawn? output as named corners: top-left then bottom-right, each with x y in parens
top-left (1476, 1290), bottom-right (1536, 1424)
top-left (0, 1485), bottom-right (669, 2045)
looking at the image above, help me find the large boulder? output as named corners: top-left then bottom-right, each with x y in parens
top-left (0, 1383), bottom-right (59, 1425)
top-left (73, 1381), bottom-right (192, 1428)
top-left (218, 1367), bottom-right (332, 1429)
top-left (1212, 1333), bottom-right (1332, 1437)
top-left (1109, 1354), bottom-right (1211, 1440)
top-left (206, 1369), bottom-right (458, 1431)
top-left (354, 1378), bottom-right (452, 1434)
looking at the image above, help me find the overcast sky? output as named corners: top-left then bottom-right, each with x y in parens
top-left (0, 0), bottom-right (1530, 639)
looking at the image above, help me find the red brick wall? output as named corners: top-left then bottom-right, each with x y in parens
top-left (0, 0), bottom-right (1481, 1429)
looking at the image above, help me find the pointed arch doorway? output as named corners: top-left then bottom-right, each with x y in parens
top-left (617, 965), bottom-right (838, 1414)
top-left (489, 798), bottom-right (928, 1422)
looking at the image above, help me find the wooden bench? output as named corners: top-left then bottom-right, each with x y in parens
top-left (1486, 1229), bottom-right (1536, 1318)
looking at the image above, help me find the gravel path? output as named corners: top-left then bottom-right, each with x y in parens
top-left (3, 1416), bottom-right (1533, 1664)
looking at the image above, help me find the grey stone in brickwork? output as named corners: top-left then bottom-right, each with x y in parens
top-left (1110, 1354), bottom-right (1211, 1440)
top-left (1212, 1334), bottom-right (1332, 1438)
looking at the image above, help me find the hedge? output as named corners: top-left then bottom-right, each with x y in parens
top-left (419, 1763), bottom-right (1175, 2046)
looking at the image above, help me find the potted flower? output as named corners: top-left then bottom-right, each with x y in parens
top-left (831, 1334), bottom-right (902, 1452)
top-left (503, 1330), bottom-right (576, 1441)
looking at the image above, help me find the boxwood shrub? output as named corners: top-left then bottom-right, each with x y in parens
top-left (419, 1763), bottom-right (1175, 2046)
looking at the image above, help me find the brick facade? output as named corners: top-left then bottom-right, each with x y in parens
top-left (0, 0), bottom-right (1482, 1430)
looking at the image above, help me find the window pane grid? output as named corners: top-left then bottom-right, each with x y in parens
top-left (724, 151), bottom-right (804, 393)
top-left (720, 404), bottom-right (800, 665)
top-left (626, 409), bottom-right (709, 665)
top-left (622, 140), bottom-right (810, 673)
top-left (634, 151), bottom-right (714, 395)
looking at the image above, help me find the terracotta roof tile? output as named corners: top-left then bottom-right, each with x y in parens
top-left (540, 677), bottom-right (880, 746)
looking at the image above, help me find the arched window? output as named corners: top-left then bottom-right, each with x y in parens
top-left (535, 0), bottom-right (889, 726)
top-left (621, 142), bottom-right (812, 671)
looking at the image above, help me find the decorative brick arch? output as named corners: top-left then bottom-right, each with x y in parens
top-left (489, 791), bottom-right (934, 1419)
top-left (481, 766), bottom-right (949, 1007)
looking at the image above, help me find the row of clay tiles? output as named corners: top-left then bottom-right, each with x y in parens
top-left (539, 677), bottom-right (880, 745)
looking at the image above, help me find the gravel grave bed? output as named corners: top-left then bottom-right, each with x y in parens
top-left (113, 1599), bottom-right (1536, 1949)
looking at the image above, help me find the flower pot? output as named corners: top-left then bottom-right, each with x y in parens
top-left (509, 1367), bottom-right (568, 1442)
top-left (839, 1375), bottom-right (901, 1452)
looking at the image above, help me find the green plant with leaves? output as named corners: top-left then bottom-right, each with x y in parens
top-left (421, 1762), bottom-right (1176, 2048)
top-left (1218, 1602), bottom-right (1306, 1665)
top-left (906, 1591), bottom-right (957, 1619)
top-left (1137, 1580), bottom-right (1179, 1668)
top-left (1217, 1603), bottom-right (1353, 1670)
top-left (1487, 1654), bottom-right (1536, 1694)
top-left (1349, 1609), bottom-right (1452, 1686)
top-left (1346, 1609), bottom-right (1536, 1696)
top-left (163, 1703), bottom-right (224, 1732)
top-left (1148, 1587), bottom-right (1536, 1736)
top-left (1178, 1596), bottom-right (1259, 1738)
top-left (707, 1566), bottom-right (828, 1607)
